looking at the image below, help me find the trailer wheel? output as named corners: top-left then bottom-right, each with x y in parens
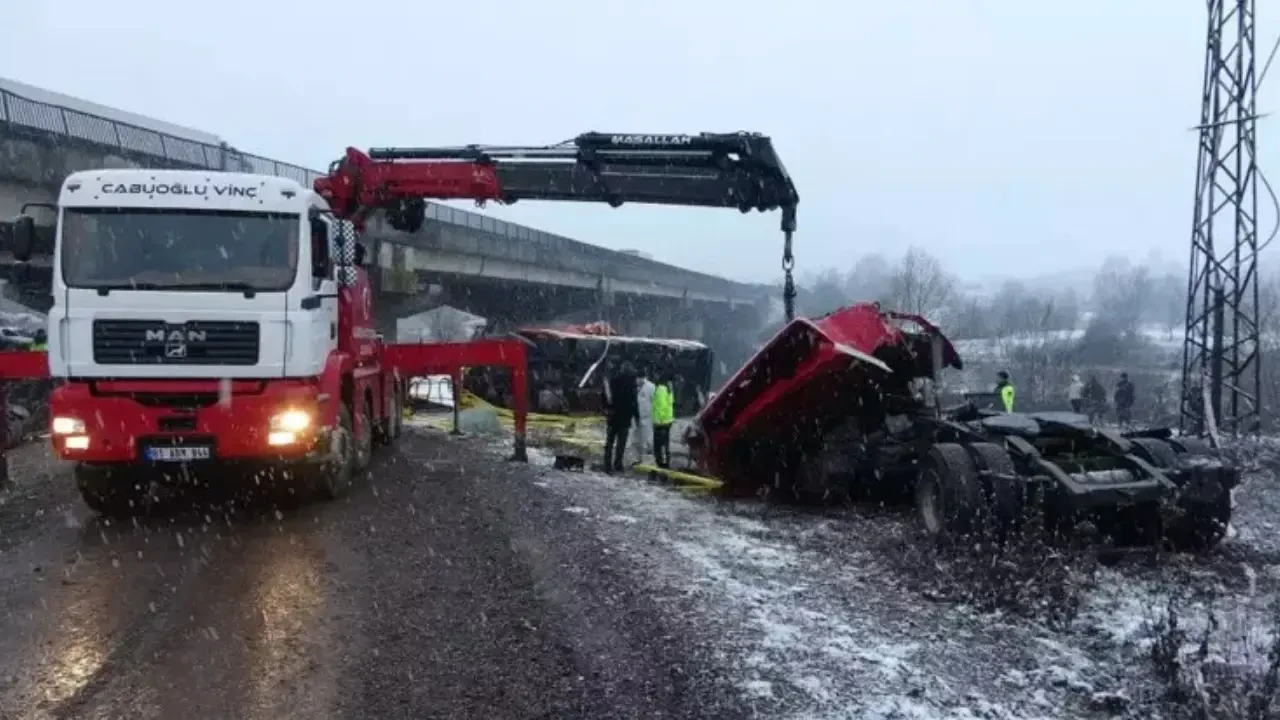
top-left (915, 443), bottom-right (984, 542)
top-left (76, 465), bottom-right (150, 517)
top-left (314, 405), bottom-right (356, 501)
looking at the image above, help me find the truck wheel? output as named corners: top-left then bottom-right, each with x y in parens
top-left (793, 445), bottom-right (846, 504)
top-left (76, 465), bottom-right (149, 517)
top-left (915, 443), bottom-right (984, 542)
top-left (966, 442), bottom-right (1025, 537)
top-left (314, 405), bottom-right (356, 501)
top-left (1166, 490), bottom-right (1232, 551)
top-left (388, 387), bottom-right (403, 441)
top-left (354, 397), bottom-right (374, 472)
top-left (1130, 437), bottom-right (1178, 469)
top-left (376, 384), bottom-right (402, 447)
top-left (1156, 437), bottom-right (1232, 550)
top-left (1169, 436), bottom-right (1214, 456)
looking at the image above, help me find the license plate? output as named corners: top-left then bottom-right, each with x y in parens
top-left (146, 446), bottom-right (212, 462)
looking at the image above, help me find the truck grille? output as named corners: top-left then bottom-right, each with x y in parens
top-left (92, 320), bottom-right (260, 366)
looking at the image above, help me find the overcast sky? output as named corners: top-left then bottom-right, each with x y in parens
top-left (3, 1), bottom-right (1278, 285)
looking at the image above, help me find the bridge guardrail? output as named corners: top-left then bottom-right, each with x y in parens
top-left (0, 87), bottom-right (750, 296)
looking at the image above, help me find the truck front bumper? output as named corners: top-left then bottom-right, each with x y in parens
top-left (49, 380), bottom-right (328, 464)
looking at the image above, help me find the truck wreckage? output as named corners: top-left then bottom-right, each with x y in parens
top-left (688, 302), bottom-right (1240, 550)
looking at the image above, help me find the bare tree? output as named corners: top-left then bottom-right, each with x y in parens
top-left (1150, 272), bottom-right (1185, 339)
top-left (885, 247), bottom-right (955, 317)
top-left (799, 268), bottom-right (849, 317)
top-left (1256, 272), bottom-right (1280, 426)
top-left (949, 292), bottom-right (994, 340)
top-left (1092, 257), bottom-right (1152, 338)
top-left (844, 254), bottom-right (892, 303)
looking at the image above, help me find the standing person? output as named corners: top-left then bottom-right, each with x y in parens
top-left (1067, 373), bottom-right (1085, 414)
top-left (1084, 374), bottom-right (1108, 424)
top-left (1114, 372), bottom-right (1136, 427)
top-left (651, 374), bottom-right (675, 469)
top-left (632, 368), bottom-right (656, 465)
top-left (995, 371), bottom-right (1016, 413)
top-left (603, 361), bottom-right (639, 473)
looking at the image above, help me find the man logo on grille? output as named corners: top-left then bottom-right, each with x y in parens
top-left (144, 328), bottom-right (207, 359)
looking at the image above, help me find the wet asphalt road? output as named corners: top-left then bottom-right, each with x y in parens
top-left (0, 430), bottom-right (741, 720)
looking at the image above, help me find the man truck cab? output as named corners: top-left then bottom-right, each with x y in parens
top-left (12, 168), bottom-right (402, 514)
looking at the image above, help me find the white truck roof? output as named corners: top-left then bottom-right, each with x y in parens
top-left (59, 169), bottom-right (322, 214)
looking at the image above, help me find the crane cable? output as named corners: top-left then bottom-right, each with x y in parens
top-left (782, 229), bottom-right (797, 322)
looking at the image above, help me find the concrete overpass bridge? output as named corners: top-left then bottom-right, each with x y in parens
top-left (0, 78), bottom-right (771, 356)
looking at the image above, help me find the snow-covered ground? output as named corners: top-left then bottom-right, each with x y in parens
top-left (429, 427), bottom-right (1280, 718)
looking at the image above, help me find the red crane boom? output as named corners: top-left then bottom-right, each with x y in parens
top-left (313, 132), bottom-right (801, 318)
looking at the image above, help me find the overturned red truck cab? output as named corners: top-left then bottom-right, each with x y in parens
top-left (688, 302), bottom-right (1239, 551)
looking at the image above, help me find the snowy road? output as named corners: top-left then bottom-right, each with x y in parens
top-left (1, 425), bottom-right (1277, 718)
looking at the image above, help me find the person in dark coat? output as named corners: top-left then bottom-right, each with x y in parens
top-left (603, 361), bottom-right (640, 473)
top-left (1114, 372), bottom-right (1135, 427)
top-left (1083, 375), bottom-right (1108, 424)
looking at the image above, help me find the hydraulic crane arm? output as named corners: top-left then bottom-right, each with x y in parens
top-left (315, 132), bottom-right (798, 231)
top-left (313, 131), bottom-right (801, 318)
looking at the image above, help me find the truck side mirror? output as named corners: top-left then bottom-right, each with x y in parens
top-left (11, 215), bottom-right (35, 263)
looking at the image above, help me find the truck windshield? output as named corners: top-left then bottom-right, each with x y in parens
top-left (60, 208), bottom-right (299, 291)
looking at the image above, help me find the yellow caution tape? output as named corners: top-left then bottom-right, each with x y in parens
top-left (410, 407), bottom-right (723, 492)
top-left (458, 391), bottom-right (605, 429)
top-left (632, 463), bottom-right (724, 490)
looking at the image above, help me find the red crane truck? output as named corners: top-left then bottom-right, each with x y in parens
top-left (1, 131), bottom-right (799, 514)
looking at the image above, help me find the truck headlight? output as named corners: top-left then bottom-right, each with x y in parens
top-left (270, 409), bottom-right (312, 433)
top-left (52, 416), bottom-right (85, 435)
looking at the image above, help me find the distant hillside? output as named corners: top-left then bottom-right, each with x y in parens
top-left (966, 257), bottom-right (1185, 300)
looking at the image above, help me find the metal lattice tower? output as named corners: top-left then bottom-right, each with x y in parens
top-left (1181, 0), bottom-right (1262, 437)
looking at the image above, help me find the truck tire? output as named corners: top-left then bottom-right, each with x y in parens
top-left (355, 397), bottom-right (374, 472)
top-left (387, 387), bottom-right (402, 442)
top-left (966, 442), bottom-right (1025, 536)
top-left (1130, 437), bottom-right (1178, 469)
top-left (376, 383), bottom-right (402, 447)
top-left (76, 465), bottom-right (149, 517)
top-left (1157, 437), bottom-right (1232, 551)
top-left (1129, 437), bottom-right (1231, 550)
top-left (915, 443), bottom-right (985, 542)
top-left (1166, 490), bottom-right (1232, 551)
top-left (1169, 436), bottom-right (1214, 456)
top-left (313, 405), bottom-right (356, 501)
top-left (793, 444), bottom-right (846, 504)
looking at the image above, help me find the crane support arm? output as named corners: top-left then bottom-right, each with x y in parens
top-left (314, 132), bottom-right (799, 233)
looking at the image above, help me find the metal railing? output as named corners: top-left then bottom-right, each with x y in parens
top-left (0, 87), bottom-right (750, 295)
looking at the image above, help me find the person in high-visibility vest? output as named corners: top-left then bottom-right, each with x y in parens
top-left (651, 375), bottom-right (675, 468)
top-left (995, 371), bottom-right (1016, 413)
top-left (30, 329), bottom-right (47, 352)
